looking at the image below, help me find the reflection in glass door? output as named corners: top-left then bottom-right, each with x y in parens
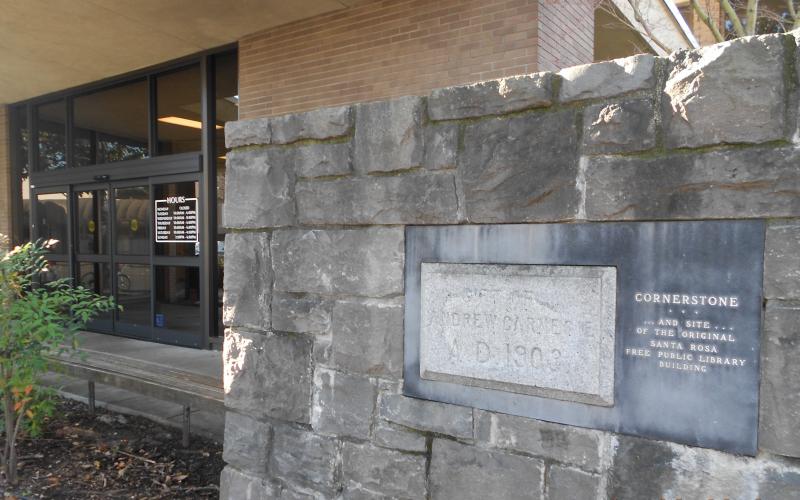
top-left (33, 190), bottom-right (70, 286)
top-left (114, 184), bottom-right (151, 337)
top-left (75, 187), bottom-right (113, 331)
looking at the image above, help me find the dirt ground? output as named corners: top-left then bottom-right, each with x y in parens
top-left (0, 398), bottom-right (224, 499)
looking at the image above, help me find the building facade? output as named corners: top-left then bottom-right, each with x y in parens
top-left (0, 0), bottom-right (694, 349)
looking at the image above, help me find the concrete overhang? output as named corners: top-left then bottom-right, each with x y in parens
top-left (0, 0), bottom-right (370, 104)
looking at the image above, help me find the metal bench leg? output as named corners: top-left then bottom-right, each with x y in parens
top-left (181, 406), bottom-right (191, 447)
top-left (88, 381), bottom-right (96, 415)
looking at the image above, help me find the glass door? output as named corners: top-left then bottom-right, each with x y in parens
top-left (151, 176), bottom-right (202, 347)
top-left (74, 185), bottom-right (113, 332)
top-left (69, 174), bottom-right (203, 347)
top-left (113, 182), bottom-right (152, 338)
top-left (31, 187), bottom-right (71, 286)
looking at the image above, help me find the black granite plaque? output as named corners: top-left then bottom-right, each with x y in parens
top-left (404, 221), bottom-right (765, 455)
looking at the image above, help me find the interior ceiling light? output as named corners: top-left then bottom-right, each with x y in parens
top-left (158, 116), bottom-right (222, 129)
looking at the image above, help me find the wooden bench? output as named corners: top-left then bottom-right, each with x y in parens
top-left (48, 348), bottom-right (224, 446)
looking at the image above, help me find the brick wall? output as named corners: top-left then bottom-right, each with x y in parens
top-left (238, 0), bottom-right (541, 119)
top-left (537, 0), bottom-right (594, 72)
top-left (0, 106), bottom-right (11, 247)
top-left (681, 1), bottom-right (722, 46)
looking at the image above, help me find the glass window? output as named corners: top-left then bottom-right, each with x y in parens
top-left (36, 100), bottom-right (66, 171)
top-left (78, 262), bottom-right (112, 295)
top-left (116, 263), bottom-right (151, 327)
top-left (34, 192), bottom-right (68, 253)
top-left (73, 81), bottom-right (148, 166)
top-left (79, 262), bottom-right (113, 324)
top-left (41, 261), bottom-right (70, 284)
top-left (156, 65), bottom-right (202, 155)
top-left (155, 266), bottom-right (200, 333)
top-left (114, 186), bottom-right (150, 255)
top-left (12, 106), bottom-right (30, 244)
top-left (76, 189), bottom-right (110, 254)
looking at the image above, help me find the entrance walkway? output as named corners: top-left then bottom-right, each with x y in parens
top-left (41, 332), bottom-right (224, 441)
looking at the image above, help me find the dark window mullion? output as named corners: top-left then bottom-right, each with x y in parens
top-left (200, 54), bottom-right (215, 347)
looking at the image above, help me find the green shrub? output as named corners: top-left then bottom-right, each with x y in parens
top-left (0, 237), bottom-right (116, 485)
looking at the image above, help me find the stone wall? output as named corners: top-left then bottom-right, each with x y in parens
top-left (220, 33), bottom-right (800, 499)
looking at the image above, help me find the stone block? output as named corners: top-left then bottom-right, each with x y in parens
top-left (270, 105), bottom-right (353, 144)
top-left (277, 488), bottom-right (315, 500)
top-left (423, 122), bottom-right (459, 170)
top-left (271, 228), bottom-right (404, 297)
top-left (224, 329), bottom-right (313, 424)
top-left (558, 54), bottom-right (656, 102)
top-left (379, 392), bottom-right (472, 439)
top-left (272, 293), bottom-right (333, 335)
top-left (585, 146), bottom-right (800, 220)
top-left (372, 420), bottom-right (428, 453)
top-left (312, 368), bottom-right (376, 439)
top-left (606, 435), bottom-right (677, 499)
top-left (220, 466), bottom-right (276, 500)
top-left (223, 412), bottom-right (271, 475)
top-left (223, 149), bottom-right (295, 228)
top-left (225, 118), bottom-right (271, 148)
top-left (270, 426), bottom-right (338, 496)
top-left (353, 96), bottom-right (423, 173)
top-left (329, 298), bottom-right (404, 378)
top-left (293, 141), bottom-right (352, 178)
top-left (222, 232), bottom-right (272, 330)
top-left (760, 300), bottom-right (800, 457)
top-left (759, 468), bottom-right (800, 500)
top-left (582, 98), bottom-right (655, 154)
top-left (474, 410), bottom-right (601, 470)
top-left (663, 35), bottom-right (786, 148)
top-left (459, 109), bottom-right (580, 223)
top-left (429, 439), bottom-right (544, 500)
top-left (608, 434), bottom-right (800, 498)
top-left (296, 172), bottom-right (459, 225)
top-left (547, 466), bottom-right (600, 500)
top-left (341, 442), bottom-right (427, 499)
top-left (313, 338), bottom-right (333, 366)
top-left (764, 221), bottom-right (800, 300)
top-left (428, 73), bottom-right (553, 120)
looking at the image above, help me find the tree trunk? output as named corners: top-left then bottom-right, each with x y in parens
top-left (3, 390), bottom-right (16, 485)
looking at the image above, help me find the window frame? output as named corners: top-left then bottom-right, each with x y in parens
top-left (6, 46), bottom-right (237, 348)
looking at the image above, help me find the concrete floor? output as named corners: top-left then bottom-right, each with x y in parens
top-left (42, 331), bottom-right (225, 442)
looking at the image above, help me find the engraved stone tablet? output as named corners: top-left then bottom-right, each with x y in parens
top-left (404, 221), bottom-right (765, 455)
top-left (419, 263), bottom-right (616, 406)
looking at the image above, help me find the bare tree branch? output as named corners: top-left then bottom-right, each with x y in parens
top-left (691, 0), bottom-right (726, 42)
top-left (745, 0), bottom-right (759, 34)
top-left (719, 0), bottom-right (746, 37)
top-left (624, 0), bottom-right (672, 53)
top-left (787, 0), bottom-right (800, 30)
